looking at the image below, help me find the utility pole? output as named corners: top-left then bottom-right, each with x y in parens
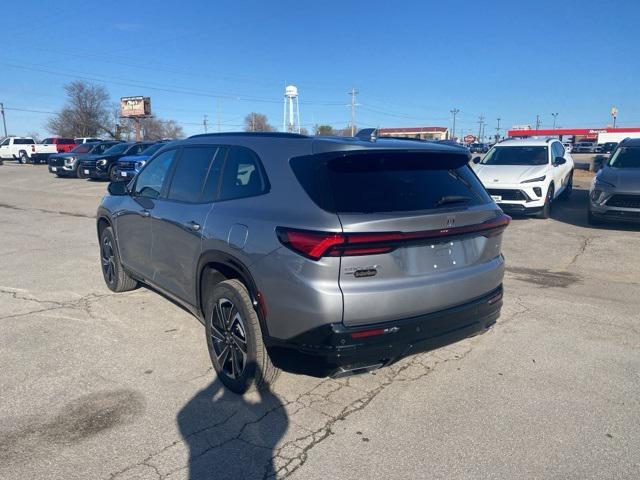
top-left (0, 103), bottom-right (7, 138)
top-left (495, 117), bottom-right (501, 143)
top-left (450, 108), bottom-right (460, 141)
top-left (216, 98), bottom-right (221, 132)
top-left (535, 114), bottom-right (541, 131)
top-left (349, 88), bottom-right (358, 136)
top-left (251, 112), bottom-right (255, 132)
top-left (203, 114), bottom-right (208, 133)
top-left (477, 114), bottom-right (485, 142)
top-left (551, 112), bottom-right (558, 130)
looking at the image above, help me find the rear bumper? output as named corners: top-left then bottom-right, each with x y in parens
top-left (265, 285), bottom-right (503, 377)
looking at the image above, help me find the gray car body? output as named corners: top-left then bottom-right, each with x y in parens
top-left (97, 133), bottom-right (506, 342)
top-left (589, 140), bottom-right (640, 223)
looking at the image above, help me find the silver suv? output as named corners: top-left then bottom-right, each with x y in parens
top-left (97, 132), bottom-right (510, 393)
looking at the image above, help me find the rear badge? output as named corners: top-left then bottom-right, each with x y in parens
top-left (345, 265), bottom-right (379, 278)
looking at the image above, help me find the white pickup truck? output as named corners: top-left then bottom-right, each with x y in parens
top-left (0, 136), bottom-right (58, 164)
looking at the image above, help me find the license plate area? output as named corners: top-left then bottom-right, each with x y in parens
top-left (51, 167), bottom-right (57, 171)
top-left (84, 169), bottom-right (89, 174)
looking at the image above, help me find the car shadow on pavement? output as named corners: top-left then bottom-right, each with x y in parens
top-left (177, 372), bottom-right (288, 479)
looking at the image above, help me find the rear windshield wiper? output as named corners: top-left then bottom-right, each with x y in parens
top-left (435, 195), bottom-right (471, 207)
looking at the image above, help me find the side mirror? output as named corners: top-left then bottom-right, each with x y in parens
top-left (107, 181), bottom-right (129, 196)
top-left (554, 156), bottom-right (566, 166)
top-left (472, 156), bottom-right (481, 164)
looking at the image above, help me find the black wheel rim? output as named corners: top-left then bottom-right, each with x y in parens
top-left (210, 298), bottom-right (248, 379)
top-left (101, 236), bottom-right (116, 285)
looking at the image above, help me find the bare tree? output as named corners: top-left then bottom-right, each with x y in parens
top-left (315, 124), bottom-right (334, 135)
top-left (139, 117), bottom-right (184, 140)
top-left (244, 113), bottom-right (274, 132)
top-left (299, 127), bottom-right (309, 136)
top-left (46, 81), bottom-right (112, 137)
top-left (335, 125), bottom-right (356, 136)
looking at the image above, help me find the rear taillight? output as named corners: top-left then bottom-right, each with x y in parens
top-left (31, 145), bottom-right (35, 152)
top-left (277, 214), bottom-right (510, 261)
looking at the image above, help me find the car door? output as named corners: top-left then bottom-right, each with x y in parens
top-left (150, 145), bottom-right (224, 305)
top-left (115, 149), bottom-right (177, 280)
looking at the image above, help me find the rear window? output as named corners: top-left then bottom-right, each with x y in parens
top-left (291, 151), bottom-right (490, 214)
top-left (15, 138), bottom-right (35, 145)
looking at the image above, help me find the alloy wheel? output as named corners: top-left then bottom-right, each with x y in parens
top-left (101, 236), bottom-right (116, 285)
top-left (209, 298), bottom-right (248, 379)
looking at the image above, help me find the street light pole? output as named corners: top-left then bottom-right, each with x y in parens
top-left (551, 112), bottom-right (559, 129)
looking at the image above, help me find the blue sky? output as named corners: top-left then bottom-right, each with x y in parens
top-left (1, 0), bottom-right (639, 138)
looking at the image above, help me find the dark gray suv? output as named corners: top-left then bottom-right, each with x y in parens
top-left (97, 132), bottom-right (509, 393)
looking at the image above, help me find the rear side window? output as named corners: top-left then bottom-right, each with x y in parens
top-left (291, 151), bottom-right (490, 214)
top-left (218, 147), bottom-right (269, 201)
top-left (167, 147), bottom-right (220, 203)
top-left (15, 139), bottom-right (35, 145)
top-left (61, 138), bottom-right (75, 144)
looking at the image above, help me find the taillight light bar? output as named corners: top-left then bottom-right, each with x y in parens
top-left (276, 213), bottom-right (510, 260)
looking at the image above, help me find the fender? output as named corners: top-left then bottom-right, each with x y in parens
top-left (196, 250), bottom-right (270, 337)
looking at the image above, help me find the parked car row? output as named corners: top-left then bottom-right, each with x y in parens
top-left (0, 136), bottom-right (104, 164)
top-left (47, 140), bottom-right (171, 180)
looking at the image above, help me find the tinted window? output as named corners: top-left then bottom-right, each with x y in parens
top-left (61, 138), bottom-right (75, 144)
top-left (71, 144), bottom-right (92, 154)
top-left (42, 138), bottom-right (54, 144)
top-left (167, 147), bottom-right (219, 203)
top-left (124, 144), bottom-right (147, 155)
top-left (133, 150), bottom-right (176, 199)
top-left (103, 143), bottom-right (129, 155)
top-left (219, 147), bottom-right (268, 201)
top-left (291, 151), bottom-right (489, 213)
top-left (1, 139), bottom-right (9, 146)
top-left (92, 143), bottom-right (113, 154)
top-left (608, 147), bottom-right (640, 169)
top-left (15, 139), bottom-right (35, 145)
top-left (482, 146), bottom-right (548, 166)
top-left (140, 143), bottom-right (164, 156)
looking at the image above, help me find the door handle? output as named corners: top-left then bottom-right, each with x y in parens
top-left (187, 221), bottom-right (201, 231)
top-left (140, 210), bottom-right (150, 217)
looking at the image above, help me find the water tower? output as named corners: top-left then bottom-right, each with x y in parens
top-left (283, 85), bottom-right (301, 133)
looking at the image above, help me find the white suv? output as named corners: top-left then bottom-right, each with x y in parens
top-left (471, 138), bottom-right (574, 218)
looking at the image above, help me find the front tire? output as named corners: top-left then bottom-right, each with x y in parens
top-left (536, 184), bottom-right (554, 219)
top-left (560, 172), bottom-right (573, 200)
top-left (205, 279), bottom-right (279, 394)
top-left (99, 226), bottom-right (138, 292)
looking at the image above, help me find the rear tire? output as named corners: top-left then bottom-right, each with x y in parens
top-left (19, 152), bottom-right (28, 164)
top-left (536, 184), bottom-right (554, 219)
top-left (99, 226), bottom-right (138, 293)
top-left (205, 279), bottom-right (279, 394)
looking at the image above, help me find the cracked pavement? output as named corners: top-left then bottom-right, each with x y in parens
top-left (1, 165), bottom-right (639, 479)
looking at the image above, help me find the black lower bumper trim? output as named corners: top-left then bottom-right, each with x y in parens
top-left (265, 286), bottom-right (503, 377)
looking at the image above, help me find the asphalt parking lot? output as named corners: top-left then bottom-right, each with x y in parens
top-left (1, 163), bottom-right (639, 480)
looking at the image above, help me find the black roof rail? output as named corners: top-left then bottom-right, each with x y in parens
top-left (188, 132), bottom-right (308, 139)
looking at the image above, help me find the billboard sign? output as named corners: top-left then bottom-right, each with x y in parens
top-left (120, 96), bottom-right (151, 118)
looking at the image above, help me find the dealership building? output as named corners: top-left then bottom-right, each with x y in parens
top-left (378, 126), bottom-right (449, 141)
top-left (507, 126), bottom-right (640, 142)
